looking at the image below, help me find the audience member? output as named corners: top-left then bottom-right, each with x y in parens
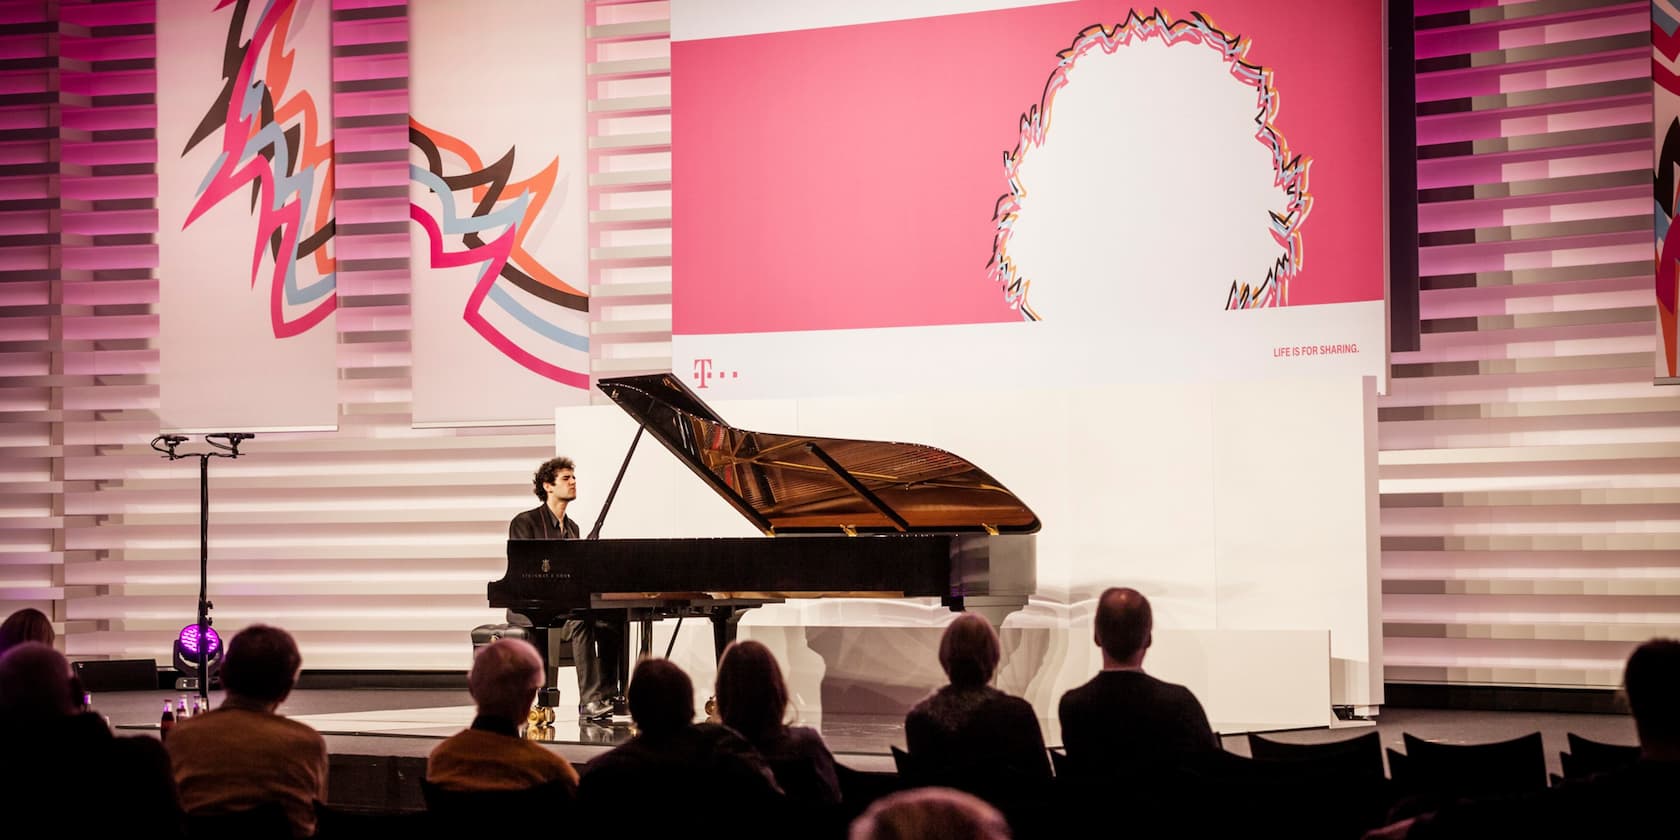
top-left (1365, 638), bottom-right (1680, 840)
top-left (428, 637), bottom-right (579, 794)
top-left (0, 607), bottom-right (54, 653)
top-left (905, 613), bottom-right (1051, 784)
top-left (166, 624), bottom-right (328, 838)
top-left (1057, 587), bottom-right (1218, 777)
top-left (715, 639), bottom-right (842, 805)
top-left (577, 658), bottom-right (783, 834)
top-left (848, 786), bottom-right (1012, 840)
top-left (0, 642), bottom-right (182, 837)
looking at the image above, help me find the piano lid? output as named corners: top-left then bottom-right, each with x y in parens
top-left (596, 374), bottom-right (1040, 536)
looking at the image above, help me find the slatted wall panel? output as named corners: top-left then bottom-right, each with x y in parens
top-left (587, 0), bottom-right (672, 383)
top-left (0, 0), bottom-right (63, 641)
top-left (0, 0), bottom-right (559, 671)
top-left (1380, 0), bottom-right (1680, 688)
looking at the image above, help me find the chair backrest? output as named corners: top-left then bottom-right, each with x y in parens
top-left (183, 801), bottom-right (292, 840)
top-left (834, 760), bottom-right (909, 824)
top-left (889, 746), bottom-right (922, 784)
top-left (1561, 733), bottom-right (1639, 779)
top-left (421, 775), bottom-right (572, 833)
top-left (311, 801), bottom-right (427, 840)
top-left (1048, 747), bottom-right (1071, 778)
top-left (1398, 731), bottom-right (1547, 798)
top-left (1246, 730), bottom-right (1386, 782)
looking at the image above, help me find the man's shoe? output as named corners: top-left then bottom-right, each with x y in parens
top-left (578, 699), bottom-right (613, 721)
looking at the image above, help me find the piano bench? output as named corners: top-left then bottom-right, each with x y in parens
top-left (471, 624), bottom-right (575, 711)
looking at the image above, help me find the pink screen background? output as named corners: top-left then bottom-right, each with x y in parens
top-left (671, 0), bottom-right (1386, 336)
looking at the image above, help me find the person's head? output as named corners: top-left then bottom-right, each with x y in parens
top-left (627, 657), bottom-right (694, 737)
top-left (938, 613), bottom-right (1001, 689)
top-left (0, 642), bottom-right (76, 720)
top-left (848, 786), bottom-right (1011, 840)
top-left (219, 624), bottom-right (303, 707)
top-left (531, 456), bottom-right (577, 504)
top-left (714, 640), bottom-right (789, 742)
top-left (469, 638), bottom-right (545, 725)
top-left (0, 608), bottom-right (54, 654)
top-left (1094, 587), bottom-right (1152, 667)
top-left (1624, 637), bottom-right (1680, 755)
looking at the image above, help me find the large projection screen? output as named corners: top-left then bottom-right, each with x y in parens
top-left (671, 0), bottom-right (1388, 399)
top-left (664, 0), bottom-right (1388, 713)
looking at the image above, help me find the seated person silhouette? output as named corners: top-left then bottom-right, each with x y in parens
top-left (577, 658), bottom-right (783, 835)
top-left (428, 637), bottom-right (579, 794)
top-left (714, 639), bottom-right (842, 806)
top-left (1057, 587), bottom-right (1219, 778)
top-left (848, 786), bottom-right (1012, 840)
top-left (905, 613), bottom-right (1051, 786)
top-left (0, 607), bottom-right (54, 654)
top-left (0, 642), bottom-right (183, 838)
top-left (1365, 637), bottom-right (1680, 840)
top-left (166, 624), bottom-right (328, 838)
top-left (506, 455), bottom-right (626, 721)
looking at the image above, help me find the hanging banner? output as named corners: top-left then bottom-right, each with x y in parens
top-left (1655, 0), bottom-right (1680, 382)
top-left (408, 0), bottom-right (591, 426)
top-left (157, 0), bottom-right (340, 431)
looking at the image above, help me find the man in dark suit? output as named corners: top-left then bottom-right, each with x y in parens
top-left (507, 456), bottom-right (625, 722)
top-left (1057, 586), bottom-right (1219, 777)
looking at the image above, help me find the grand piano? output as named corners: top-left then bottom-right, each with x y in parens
top-left (488, 373), bottom-right (1039, 703)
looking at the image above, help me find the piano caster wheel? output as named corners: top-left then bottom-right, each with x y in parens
top-left (704, 695), bottom-right (719, 722)
top-left (542, 706), bottom-right (555, 725)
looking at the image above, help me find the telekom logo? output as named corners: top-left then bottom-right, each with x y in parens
top-left (692, 358), bottom-right (738, 388)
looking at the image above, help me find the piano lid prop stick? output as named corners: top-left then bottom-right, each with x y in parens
top-left (586, 426), bottom-right (644, 540)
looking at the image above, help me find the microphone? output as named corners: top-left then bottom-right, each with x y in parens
top-left (160, 435), bottom-right (189, 444)
top-left (206, 432), bottom-right (255, 442)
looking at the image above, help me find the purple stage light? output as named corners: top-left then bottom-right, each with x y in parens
top-left (177, 624), bottom-right (221, 657)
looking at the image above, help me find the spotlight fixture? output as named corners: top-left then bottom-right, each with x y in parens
top-left (173, 623), bottom-right (223, 689)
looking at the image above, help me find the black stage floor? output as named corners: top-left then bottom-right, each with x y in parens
top-left (88, 685), bottom-right (1638, 811)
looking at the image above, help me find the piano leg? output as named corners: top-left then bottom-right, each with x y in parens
top-left (709, 607), bottom-right (745, 661)
top-left (529, 625), bottom-right (560, 708)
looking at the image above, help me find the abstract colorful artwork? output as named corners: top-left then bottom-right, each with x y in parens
top-left (181, 0), bottom-right (337, 338)
top-left (409, 120), bottom-right (590, 390)
top-left (989, 11), bottom-right (1311, 321)
top-left (157, 0), bottom-right (340, 430)
top-left (1654, 1), bottom-right (1680, 380)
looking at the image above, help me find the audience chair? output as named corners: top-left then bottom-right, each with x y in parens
top-left (1246, 730), bottom-right (1386, 782)
top-left (1560, 732), bottom-right (1639, 781)
top-left (311, 800), bottom-right (427, 839)
top-left (420, 776), bottom-right (572, 835)
top-left (1395, 731), bottom-right (1547, 799)
top-left (1048, 746), bottom-right (1070, 778)
top-left (182, 802), bottom-right (292, 840)
top-left (889, 746), bottom-right (925, 786)
top-left (834, 760), bottom-right (909, 827)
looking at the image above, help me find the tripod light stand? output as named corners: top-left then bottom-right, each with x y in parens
top-left (150, 432), bottom-right (254, 702)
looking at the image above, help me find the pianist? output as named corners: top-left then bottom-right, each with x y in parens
top-left (508, 456), bottom-right (627, 722)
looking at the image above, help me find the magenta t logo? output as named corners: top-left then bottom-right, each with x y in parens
top-left (693, 358), bottom-right (713, 388)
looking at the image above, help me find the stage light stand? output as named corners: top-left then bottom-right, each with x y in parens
top-left (151, 432), bottom-right (254, 701)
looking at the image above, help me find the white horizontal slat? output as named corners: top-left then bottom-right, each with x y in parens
top-left (1385, 0), bottom-right (1676, 691)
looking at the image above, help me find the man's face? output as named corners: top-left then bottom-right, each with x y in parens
top-left (545, 468), bottom-right (577, 503)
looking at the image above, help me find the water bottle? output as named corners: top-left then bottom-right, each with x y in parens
top-left (176, 696), bottom-right (189, 720)
top-left (160, 699), bottom-right (176, 739)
